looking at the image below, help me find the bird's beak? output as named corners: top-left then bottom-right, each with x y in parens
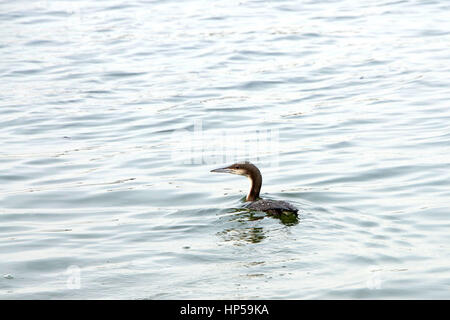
top-left (211, 166), bottom-right (233, 174)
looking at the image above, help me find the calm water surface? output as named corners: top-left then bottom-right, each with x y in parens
top-left (1, 0), bottom-right (450, 299)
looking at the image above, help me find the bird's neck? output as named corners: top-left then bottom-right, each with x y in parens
top-left (246, 171), bottom-right (262, 201)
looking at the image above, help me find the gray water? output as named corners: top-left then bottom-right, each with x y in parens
top-left (1, 0), bottom-right (450, 299)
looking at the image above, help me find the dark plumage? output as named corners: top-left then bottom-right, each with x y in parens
top-left (211, 161), bottom-right (298, 216)
top-left (244, 199), bottom-right (298, 216)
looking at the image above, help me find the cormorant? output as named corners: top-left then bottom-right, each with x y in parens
top-left (211, 161), bottom-right (298, 216)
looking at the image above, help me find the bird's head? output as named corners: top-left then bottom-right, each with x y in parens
top-left (210, 161), bottom-right (259, 178)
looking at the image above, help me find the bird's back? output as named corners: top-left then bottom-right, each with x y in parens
top-left (244, 199), bottom-right (298, 216)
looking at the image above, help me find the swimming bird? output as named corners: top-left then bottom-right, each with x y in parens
top-left (211, 161), bottom-right (298, 216)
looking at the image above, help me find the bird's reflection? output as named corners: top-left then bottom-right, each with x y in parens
top-left (218, 225), bottom-right (266, 244)
top-left (217, 208), bottom-right (299, 245)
